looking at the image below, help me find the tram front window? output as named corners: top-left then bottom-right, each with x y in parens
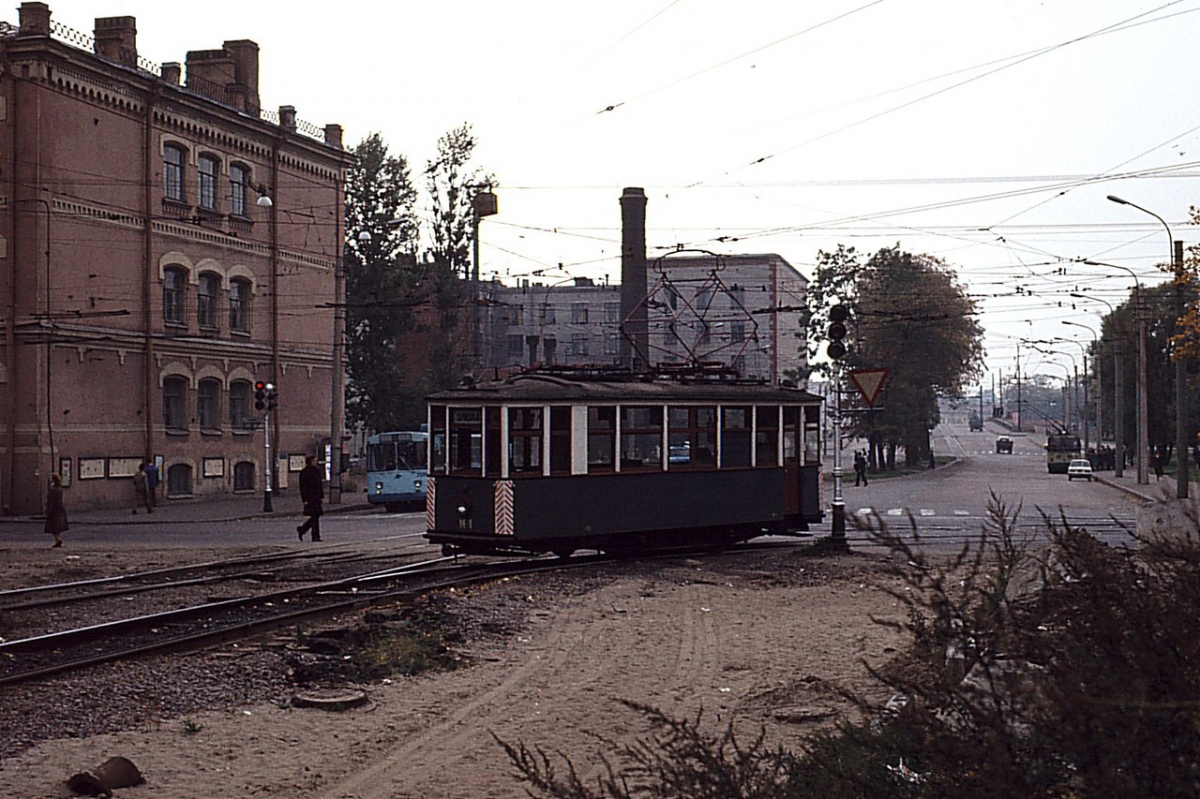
top-left (450, 409), bottom-right (483, 474)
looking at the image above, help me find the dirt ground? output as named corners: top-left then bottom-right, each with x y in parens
top-left (0, 546), bottom-right (909, 799)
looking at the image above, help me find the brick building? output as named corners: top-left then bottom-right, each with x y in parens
top-left (481, 253), bottom-right (809, 384)
top-left (1, 3), bottom-right (353, 513)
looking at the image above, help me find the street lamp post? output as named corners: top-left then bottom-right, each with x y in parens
top-left (1063, 320), bottom-right (1101, 458)
top-left (1107, 195), bottom-right (1186, 497)
top-left (1084, 258), bottom-right (1148, 484)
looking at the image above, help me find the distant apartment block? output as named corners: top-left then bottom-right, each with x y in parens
top-left (480, 253), bottom-right (808, 385)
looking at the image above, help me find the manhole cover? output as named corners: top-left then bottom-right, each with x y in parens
top-left (291, 687), bottom-right (369, 711)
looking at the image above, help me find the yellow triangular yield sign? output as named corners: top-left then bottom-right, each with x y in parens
top-left (848, 368), bottom-right (889, 407)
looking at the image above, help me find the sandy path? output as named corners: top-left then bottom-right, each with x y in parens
top-left (2, 558), bottom-right (905, 798)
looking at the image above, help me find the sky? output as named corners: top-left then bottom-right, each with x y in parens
top-left (25, 0), bottom-right (1200, 392)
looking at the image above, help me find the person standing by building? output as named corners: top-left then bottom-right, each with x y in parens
top-left (296, 455), bottom-right (323, 542)
top-left (45, 473), bottom-right (68, 548)
top-left (143, 460), bottom-right (159, 512)
top-left (132, 464), bottom-right (148, 514)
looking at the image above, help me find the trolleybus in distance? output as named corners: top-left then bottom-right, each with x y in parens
top-left (1046, 431), bottom-right (1081, 474)
top-left (366, 429), bottom-right (429, 511)
top-left (423, 369), bottom-right (825, 557)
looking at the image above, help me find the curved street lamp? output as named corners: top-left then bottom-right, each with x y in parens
top-left (1106, 195), bottom-right (1186, 497)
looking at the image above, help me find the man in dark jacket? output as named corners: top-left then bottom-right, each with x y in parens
top-left (296, 455), bottom-right (323, 542)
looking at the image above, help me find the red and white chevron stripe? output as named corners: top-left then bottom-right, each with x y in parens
top-left (494, 480), bottom-right (514, 536)
top-left (425, 477), bottom-right (436, 531)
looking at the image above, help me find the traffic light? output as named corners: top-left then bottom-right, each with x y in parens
top-left (826, 303), bottom-right (850, 360)
top-left (254, 380), bottom-right (267, 411)
top-left (266, 384), bottom-right (278, 411)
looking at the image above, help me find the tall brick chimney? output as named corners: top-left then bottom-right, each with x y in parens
top-left (619, 187), bottom-right (649, 372)
top-left (15, 2), bottom-right (51, 37)
top-left (94, 16), bottom-right (137, 68)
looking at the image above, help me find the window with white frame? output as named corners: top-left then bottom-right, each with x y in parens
top-left (198, 154), bottom-right (219, 210)
top-left (229, 278), bottom-right (250, 333)
top-left (163, 267), bottom-right (187, 326)
top-left (229, 163), bottom-right (248, 216)
top-left (229, 380), bottom-right (251, 429)
top-left (163, 144), bottom-right (186, 202)
top-left (197, 378), bottom-right (220, 431)
top-left (197, 272), bottom-right (220, 329)
top-left (571, 303), bottom-right (588, 324)
top-left (605, 302), bottom-right (620, 323)
top-left (163, 376), bottom-right (188, 430)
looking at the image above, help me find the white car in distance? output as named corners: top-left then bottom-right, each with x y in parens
top-left (1067, 458), bottom-right (1094, 481)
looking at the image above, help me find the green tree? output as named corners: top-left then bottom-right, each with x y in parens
top-left (343, 133), bottom-right (421, 433)
top-left (422, 123), bottom-right (495, 390)
top-left (809, 246), bottom-right (983, 467)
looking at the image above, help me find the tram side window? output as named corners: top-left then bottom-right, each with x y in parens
top-left (587, 406), bottom-right (616, 472)
top-left (549, 406), bottom-right (571, 474)
top-left (783, 406), bottom-right (801, 463)
top-left (668, 406), bottom-right (716, 467)
top-left (755, 406), bottom-right (779, 467)
top-left (803, 405), bottom-right (821, 464)
top-left (721, 406), bottom-right (752, 468)
top-left (485, 407), bottom-right (502, 477)
top-left (450, 408), bottom-right (483, 474)
top-left (430, 406), bottom-right (447, 473)
top-left (621, 406), bottom-right (663, 470)
top-left (509, 407), bottom-right (543, 475)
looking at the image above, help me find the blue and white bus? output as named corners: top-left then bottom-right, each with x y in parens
top-left (366, 429), bottom-right (429, 511)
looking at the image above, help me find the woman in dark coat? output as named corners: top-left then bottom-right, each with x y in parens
top-left (45, 473), bottom-right (68, 548)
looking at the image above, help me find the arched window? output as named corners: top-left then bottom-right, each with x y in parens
top-left (163, 376), bottom-right (188, 431)
top-left (164, 143), bottom-right (186, 202)
top-left (229, 380), bottom-right (251, 429)
top-left (197, 378), bottom-right (220, 431)
top-left (163, 266), bottom-right (187, 325)
top-left (229, 278), bottom-right (250, 333)
top-left (198, 154), bottom-right (219, 210)
top-left (229, 163), bottom-right (249, 217)
top-left (167, 463), bottom-right (193, 497)
top-left (233, 461), bottom-right (255, 491)
top-left (197, 272), bottom-right (220, 329)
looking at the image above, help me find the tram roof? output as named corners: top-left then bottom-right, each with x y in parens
top-left (427, 371), bottom-right (823, 405)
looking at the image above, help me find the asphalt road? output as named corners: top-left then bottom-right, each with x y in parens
top-left (1, 421), bottom-right (1145, 557)
top-left (837, 421), bottom-right (1141, 552)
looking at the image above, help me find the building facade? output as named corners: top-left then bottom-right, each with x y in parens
top-left (480, 253), bottom-right (809, 384)
top-left (1, 3), bottom-right (353, 513)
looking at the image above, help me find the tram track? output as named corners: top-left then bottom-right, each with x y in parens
top-left (0, 555), bottom-right (565, 687)
top-left (0, 541), bottom-right (810, 689)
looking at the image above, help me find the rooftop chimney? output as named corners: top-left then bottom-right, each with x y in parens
top-left (185, 40), bottom-right (259, 113)
top-left (94, 16), bottom-right (137, 68)
top-left (16, 2), bottom-right (51, 37)
top-left (619, 187), bottom-right (648, 372)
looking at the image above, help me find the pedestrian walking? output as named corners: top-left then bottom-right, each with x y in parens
top-left (44, 473), bottom-right (68, 548)
top-left (296, 455), bottom-right (323, 542)
top-left (853, 451), bottom-right (868, 486)
top-left (132, 464), bottom-right (148, 514)
top-left (1153, 449), bottom-right (1164, 481)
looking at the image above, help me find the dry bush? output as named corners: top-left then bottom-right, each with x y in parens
top-left (500, 493), bottom-right (1200, 798)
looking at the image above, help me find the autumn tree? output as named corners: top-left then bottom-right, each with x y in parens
top-left (808, 246), bottom-right (983, 467)
top-left (343, 133), bottom-right (420, 433)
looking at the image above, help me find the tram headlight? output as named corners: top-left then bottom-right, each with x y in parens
top-left (414, 480), bottom-right (422, 490)
top-left (457, 504), bottom-right (468, 515)
top-left (374, 482), bottom-right (382, 494)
